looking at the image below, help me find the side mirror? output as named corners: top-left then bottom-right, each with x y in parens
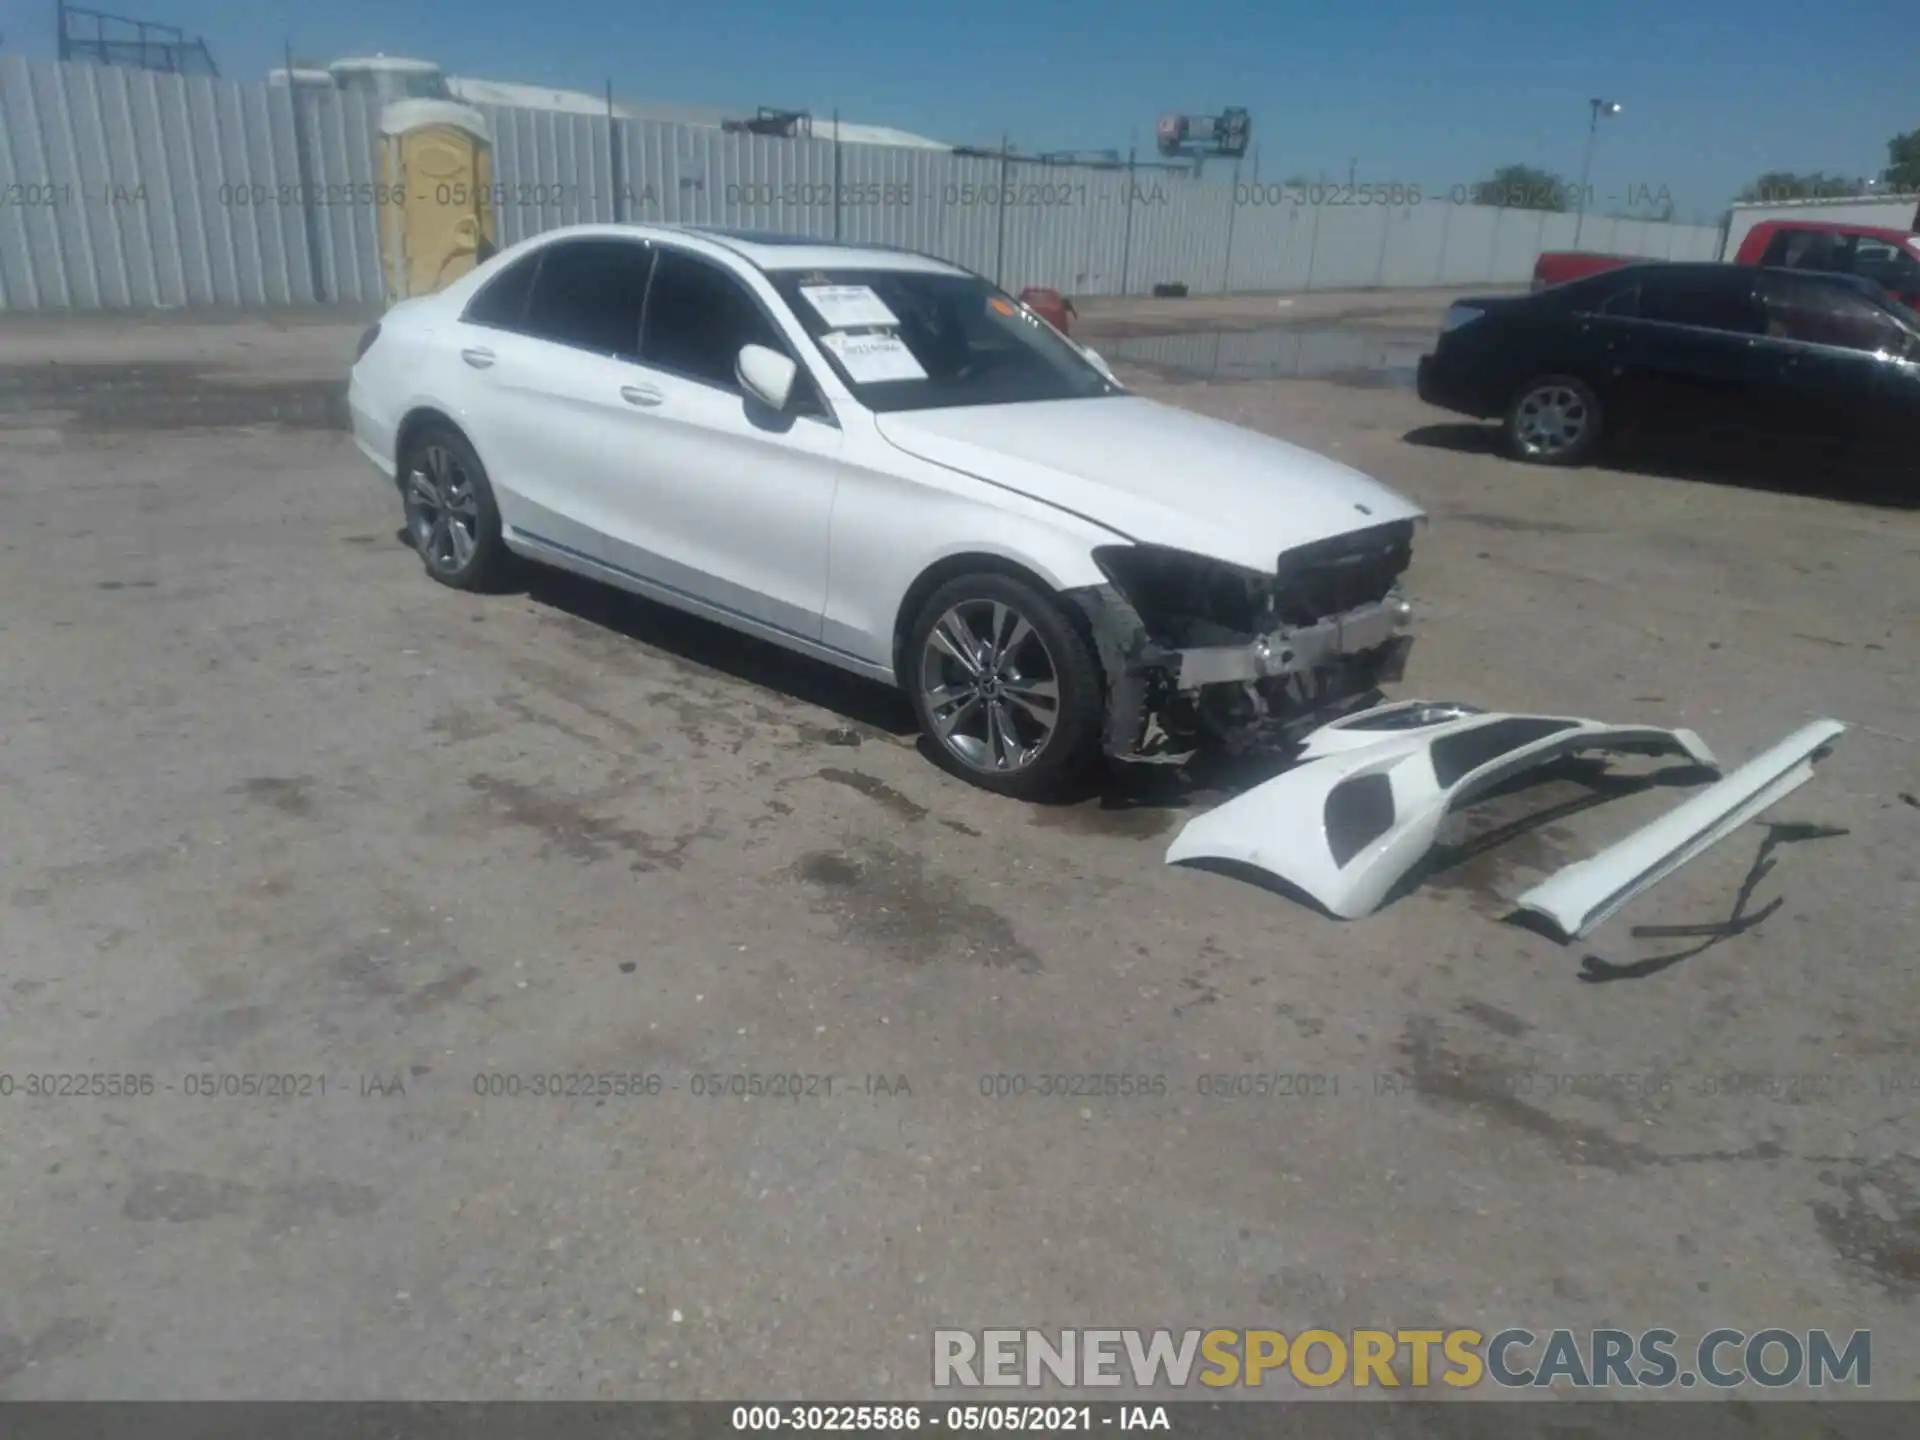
top-left (736, 344), bottom-right (798, 410)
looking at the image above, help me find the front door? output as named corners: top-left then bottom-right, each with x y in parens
top-left (1608, 269), bottom-right (1784, 450)
top-left (602, 245), bottom-right (843, 642)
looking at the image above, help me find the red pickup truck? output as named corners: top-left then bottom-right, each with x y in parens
top-left (1532, 219), bottom-right (1920, 308)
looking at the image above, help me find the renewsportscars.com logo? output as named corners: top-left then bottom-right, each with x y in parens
top-left (932, 1328), bottom-right (1872, 1391)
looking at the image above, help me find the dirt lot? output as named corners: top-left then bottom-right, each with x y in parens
top-left (1, 291), bottom-right (1916, 1404)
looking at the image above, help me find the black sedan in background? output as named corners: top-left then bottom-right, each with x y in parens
top-left (1416, 263), bottom-right (1920, 468)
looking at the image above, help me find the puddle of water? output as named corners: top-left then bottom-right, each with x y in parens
top-left (1102, 324), bottom-right (1430, 389)
top-left (0, 363), bottom-right (347, 432)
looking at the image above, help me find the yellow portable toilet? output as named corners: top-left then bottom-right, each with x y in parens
top-left (377, 99), bottom-right (496, 305)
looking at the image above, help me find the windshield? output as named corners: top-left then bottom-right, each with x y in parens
top-left (767, 269), bottom-right (1123, 413)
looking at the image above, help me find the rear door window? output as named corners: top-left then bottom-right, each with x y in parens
top-left (519, 238), bottom-right (654, 361)
top-left (1637, 272), bottom-right (1764, 335)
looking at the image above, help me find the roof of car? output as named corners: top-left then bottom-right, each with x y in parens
top-left (678, 225), bottom-right (970, 275)
top-left (486, 222), bottom-right (973, 278)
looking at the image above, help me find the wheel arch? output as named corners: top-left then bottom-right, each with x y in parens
top-left (393, 406), bottom-right (468, 490)
top-left (889, 551), bottom-right (1088, 685)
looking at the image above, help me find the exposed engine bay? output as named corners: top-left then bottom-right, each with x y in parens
top-left (1068, 520), bottom-right (1418, 763)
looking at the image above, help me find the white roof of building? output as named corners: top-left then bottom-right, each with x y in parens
top-left (330, 55), bottom-right (442, 74)
top-left (448, 76), bottom-right (634, 119)
top-left (821, 120), bottom-right (948, 150)
top-left (445, 75), bottom-right (947, 148)
top-left (307, 54), bottom-right (948, 149)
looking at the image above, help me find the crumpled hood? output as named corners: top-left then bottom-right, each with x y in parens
top-left (874, 395), bottom-right (1424, 571)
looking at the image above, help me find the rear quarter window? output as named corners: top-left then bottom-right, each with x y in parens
top-left (463, 251), bottom-right (540, 330)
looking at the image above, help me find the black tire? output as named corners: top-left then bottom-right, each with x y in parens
top-left (398, 422), bottom-right (511, 591)
top-left (904, 572), bottom-right (1105, 800)
top-left (1503, 373), bottom-right (1603, 466)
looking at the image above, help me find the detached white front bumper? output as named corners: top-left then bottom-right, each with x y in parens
top-left (1164, 702), bottom-right (1720, 920)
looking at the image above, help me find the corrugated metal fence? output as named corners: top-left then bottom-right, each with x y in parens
top-left (0, 56), bottom-right (1725, 312)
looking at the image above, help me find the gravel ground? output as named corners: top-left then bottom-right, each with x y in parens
top-left (0, 290), bottom-right (1915, 1404)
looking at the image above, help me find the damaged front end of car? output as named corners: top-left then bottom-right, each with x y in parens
top-left (1065, 520), bottom-right (1419, 764)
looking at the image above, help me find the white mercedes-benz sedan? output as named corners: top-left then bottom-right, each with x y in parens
top-left (348, 223), bottom-right (1424, 798)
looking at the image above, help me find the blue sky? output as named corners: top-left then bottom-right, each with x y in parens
top-left (15, 0), bottom-right (1913, 223)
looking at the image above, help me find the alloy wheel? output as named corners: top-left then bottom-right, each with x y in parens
top-left (404, 444), bottom-right (481, 576)
top-left (918, 599), bottom-right (1062, 774)
top-left (1513, 384), bottom-right (1590, 457)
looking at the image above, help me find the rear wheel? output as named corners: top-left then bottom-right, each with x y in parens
top-left (905, 573), bottom-right (1104, 799)
top-left (400, 423), bottom-right (511, 591)
top-left (1504, 374), bottom-right (1603, 466)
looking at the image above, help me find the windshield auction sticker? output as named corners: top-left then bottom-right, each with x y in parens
top-left (820, 330), bottom-right (928, 383)
top-left (800, 284), bottom-right (901, 330)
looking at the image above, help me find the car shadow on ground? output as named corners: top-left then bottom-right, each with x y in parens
top-left (505, 553), bottom-right (1722, 856)
top-left (1402, 422), bottom-right (1919, 509)
top-left (513, 563), bottom-right (922, 738)
top-left (500, 552), bottom-right (1334, 826)
top-left (496, 543), bottom-right (1325, 814)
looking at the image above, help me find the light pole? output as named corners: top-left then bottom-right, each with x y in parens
top-left (1573, 98), bottom-right (1621, 247)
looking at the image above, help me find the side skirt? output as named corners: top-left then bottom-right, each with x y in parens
top-left (503, 529), bottom-right (898, 687)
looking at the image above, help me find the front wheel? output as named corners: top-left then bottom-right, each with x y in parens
top-left (905, 573), bottom-right (1105, 799)
top-left (1504, 374), bottom-right (1603, 466)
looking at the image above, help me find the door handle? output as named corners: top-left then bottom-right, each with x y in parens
top-left (461, 347), bottom-right (496, 369)
top-left (620, 384), bottom-right (664, 407)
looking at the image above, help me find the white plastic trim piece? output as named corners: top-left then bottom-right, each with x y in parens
top-left (1164, 706), bottom-right (1718, 920)
top-left (1513, 718), bottom-right (1846, 942)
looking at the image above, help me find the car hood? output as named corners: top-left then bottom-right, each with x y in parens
top-left (873, 396), bottom-right (1423, 572)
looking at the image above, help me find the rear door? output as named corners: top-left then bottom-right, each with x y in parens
top-left (1605, 269), bottom-right (1783, 446)
top-left (450, 236), bottom-right (655, 562)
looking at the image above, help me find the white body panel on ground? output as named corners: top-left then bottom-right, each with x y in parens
top-left (1164, 703), bottom-right (1719, 920)
top-left (1514, 719), bottom-right (1847, 941)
